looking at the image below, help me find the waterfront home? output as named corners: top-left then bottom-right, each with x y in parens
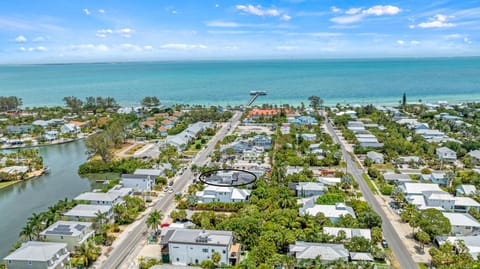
top-left (298, 198), bottom-right (356, 223)
top-left (323, 227), bottom-right (371, 241)
top-left (0, 165), bottom-right (29, 175)
top-left (6, 125), bottom-right (33, 134)
top-left (289, 242), bottom-right (349, 264)
top-left (121, 174), bottom-right (155, 192)
top-left (40, 221), bottom-right (94, 251)
top-left (3, 241), bottom-right (70, 269)
top-left (63, 204), bottom-right (113, 222)
top-left (442, 212), bottom-right (480, 236)
top-left (134, 167), bottom-right (170, 178)
top-left (161, 228), bottom-right (240, 266)
top-left (195, 186), bottom-right (251, 203)
top-left (436, 147), bottom-right (457, 162)
top-left (74, 191), bottom-right (124, 206)
top-left (60, 123), bottom-right (80, 134)
top-left (43, 130), bottom-right (59, 141)
top-left (290, 182), bottom-right (327, 197)
top-left (32, 120), bottom-right (49, 128)
top-left (456, 184), bottom-right (478, 196)
top-left (366, 151), bottom-right (384, 164)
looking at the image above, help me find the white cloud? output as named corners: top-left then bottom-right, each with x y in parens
top-left (331, 6), bottom-right (342, 13)
top-left (215, 4), bottom-right (219, 8)
top-left (363, 5), bottom-right (400, 16)
top-left (160, 43), bottom-right (207, 50)
top-left (98, 9), bottom-right (105, 14)
top-left (206, 21), bottom-right (241, 27)
top-left (27, 46), bottom-right (47, 52)
top-left (117, 28), bottom-right (134, 38)
top-left (32, 36), bottom-right (45, 42)
top-left (96, 28), bottom-right (133, 38)
top-left (83, 8), bottom-right (90, 15)
top-left (281, 14), bottom-right (292, 21)
top-left (444, 34), bottom-right (462, 39)
top-left (410, 40), bottom-right (420, 45)
top-left (18, 46), bottom-right (26, 52)
top-left (345, 8), bottom-right (362, 15)
top-left (120, 43), bottom-right (142, 51)
top-left (276, 45), bottom-right (298, 51)
top-left (143, 45), bottom-right (153, 50)
top-left (15, 35), bottom-right (27, 43)
top-left (330, 5), bottom-right (401, 24)
top-left (464, 37), bottom-right (472, 44)
top-left (236, 4), bottom-right (290, 20)
top-left (415, 14), bottom-right (455, 28)
top-left (397, 40), bottom-right (405, 45)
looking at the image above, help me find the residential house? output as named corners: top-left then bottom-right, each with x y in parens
top-left (400, 182), bottom-right (443, 196)
top-left (420, 172), bottom-right (448, 186)
top-left (366, 151), bottom-right (384, 164)
top-left (467, 150), bottom-right (480, 162)
top-left (436, 147), bottom-right (457, 162)
top-left (423, 191), bottom-right (455, 211)
top-left (350, 252), bottom-right (374, 262)
top-left (63, 204), bottom-right (113, 222)
top-left (299, 197), bottom-right (356, 223)
top-left (248, 109), bottom-right (282, 119)
top-left (289, 242), bottom-right (349, 264)
top-left (32, 120), bottom-right (49, 128)
top-left (317, 177), bottom-right (341, 186)
top-left (251, 135), bottom-right (272, 150)
top-left (323, 227), bottom-right (371, 241)
top-left (383, 173), bottom-right (412, 184)
top-left (3, 241), bottom-right (70, 269)
top-left (6, 125), bottom-right (33, 134)
top-left (166, 121), bottom-right (213, 150)
top-left (347, 121), bottom-right (365, 133)
top-left (301, 133), bottom-right (317, 141)
top-left (292, 116), bottom-right (317, 125)
top-left (40, 221), bottom-right (94, 251)
top-left (121, 174), bottom-right (155, 192)
top-left (453, 197), bottom-right (480, 213)
top-left (161, 228), bottom-right (240, 266)
top-left (356, 134), bottom-right (383, 149)
top-left (442, 213), bottom-right (480, 236)
top-left (280, 123), bottom-right (290, 135)
top-left (290, 182), bottom-right (327, 197)
top-left (435, 235), bottom-right (480, 260)
top-left (74, 191), bottom-right (125, 206)
top-left (43, 131), bottom-right (59, 141)
top-left (157, 126), bottom-right (168, 136)
top-left (196, 186), bottom-right (251, 203)
top-left (397, 156), bottom-right (421, 164)
top-left (336, 110), bottom-right (357, 119)
top-left (134, 166), bottom-right (171, 178)
top-left (416, 129), bottom-right (445, 140)
top-left (456, 184), bottom-right (478, 196)
top-left (60, 123), bottom-right (80, 134)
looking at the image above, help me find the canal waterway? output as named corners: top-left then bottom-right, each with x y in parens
top-left (0, 140), bottom-right (95, 258)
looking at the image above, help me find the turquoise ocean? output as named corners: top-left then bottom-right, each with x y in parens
top-left (1, 57), bottom-right (480, 107)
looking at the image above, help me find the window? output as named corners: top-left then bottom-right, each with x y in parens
top-left (28, 261), bottom-right (32, 265)
top-left (202, 248), bottom-right (208, 253)
top-left (176, 258), bottom-right (179, 262)
top-left (211, 249), bottom-right (215, 253)
top-left (60, 236), bottom-right (64, 239)
top-left (223, 250), bottom-right (226, 254)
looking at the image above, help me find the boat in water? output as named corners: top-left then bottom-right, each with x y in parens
top-left (250, 90), bottom-right (267, 96)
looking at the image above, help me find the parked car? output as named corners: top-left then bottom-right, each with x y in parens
top-left (381, 239), bottom-right (388, 248)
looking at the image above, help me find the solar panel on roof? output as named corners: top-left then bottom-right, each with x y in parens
top-left (57, 224), bottom-right (69, 228)
top-left (74, 224), bottom-right (86, 230)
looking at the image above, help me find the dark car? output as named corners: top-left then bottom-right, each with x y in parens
top-left (381, 239), bottom-right (388, 248)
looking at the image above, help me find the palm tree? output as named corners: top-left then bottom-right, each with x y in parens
top-left (146, 210), bottom-right (162, 235)
top-left (19, 223), bottom-right (35, 241)
top-left (27, 213), bottom-right (44, 240)
top-left (75, 240), bottom-right (101, 267)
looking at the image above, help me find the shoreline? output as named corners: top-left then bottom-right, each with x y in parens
top-left (0, 136), bottom-right (85, 150)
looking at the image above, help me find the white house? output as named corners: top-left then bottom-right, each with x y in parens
top-left (436, 235), bottom-right (480, 260)
top-left (298, 198), bottom-right (356, 223)
top-left (134, 166), bottom-right (171, 178)
top-left (467, 150), bottom-right (480, 161)
top-left (420, 172), bottom-right (448, 186)
top-left (400, 182), bottom-right (443, 196)
top-left (289, 242), bottom-right (349, 264)
top-left (63, 204), bottom-right (113, 222)
top-left (301, 133), bottom-right (317, 141)
top-left (121, 174), bottom-right (155, 192)
top-left (317, 177), bottom-right (341, 186)
top-left (3, 241), bottom-right (70, 269)
top-left (442, 212), bottom-right (480, 236)
top-left (166, 121), bottom-right (213, 150)
top-left (383, 173), bottom-right (412, 184)
top-left (60, 123), bottom-right (80, 134)
top-left (423, 191), bottom-right (455, 211)
top-left (453, 197), bottom-right (480, 213)
top-left (366, 151), bottom-right (384, 164)
top-left (40, 221), bottom-right (94, 251)
top-left (292, 182), bottom-right (327, 197)
top-left (436, 147), bottom-right (457, 161)
top-left (74, 191), bottom-right (123, 206)
top-left (323, 227), bottom-right (371, 241)
top-left (43, 130), bottom-right (59, 141)
top-left (196, 186), bottom-right (251, 203)
top-left (456, 184), bottom-right (478, 196)
top-left (163, 228), bottom-right (240, 266)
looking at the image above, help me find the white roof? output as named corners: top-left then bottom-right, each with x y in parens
top-left (437, 147), bottom-right (455, 154)
top-left (40, 221), bottom-right (92, 237)
top-left (401, 182), bottom-right (442, 195)
top-left (457, 184), bottom-right (477, 195)
top-left (323, 227), bottom-right (371, 240)
top-left (134, 168), bottom-right (165, 176)
top-left (296, 182), bottom-right (327, 192)
top-left (166, 228), bottom-right (232, 246)
top-left (4, 241), bottom-right (67, 262)
top-left (468, 150), bottom-right (480, 160)
top-left (289, 242), bottom-right (349, 261)
top-left (423, 190), bottom-right (454, 201)
top-left (350, 252), bottom-right (374, 261)
top-left (64, 204), bottom-right (111, 218)
top-left (300, 203), bottom-right (356, 219)
top-left (367, 151), bottom-right (384, 159)
top-left (231, 188), bottom-right (251, 200)
top-left (317, 177), bottom-right (341, 185)
top-left (454, 197), bottom-right (480, 207)
top-left (0, 165), bottom-right (28, 174)
top-left (75, 192), bottom-right (118, 202)
top-left (443, 213), bottom-right (480, 228)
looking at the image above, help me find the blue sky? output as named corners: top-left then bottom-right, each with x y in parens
top-left (0, 0), bottom-right (479, 63)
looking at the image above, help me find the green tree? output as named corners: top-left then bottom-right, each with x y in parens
top-left (371, 226), bottom-right (383, 244)
top-left (85, 132), bottom-right (113, 163)
top-left (141, 96), bottom-right (160, 107)
top-left (146, 209), bottom-right (162, 234)
top-left (308, 96), bottom-right (323, 110)
top-left (19, 223), bottom-right (35, 241)
top-left (211, 251), bottom-right (221, 265)
top-left (63, 96), bottom-right (84, 114)
top-left (419, 208), bottom-right (451, 238)
top-left (200, 259), bottom-right (215, 269)
top-left (415, 230), bottom-right (430, 252)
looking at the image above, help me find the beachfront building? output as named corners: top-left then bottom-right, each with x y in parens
top-left (60, 123), bottom-right (80, 134)
top-left (195, 186), bottom-right (251, 203)
top-left (436, 147), bottom-right (457, 162)
top-left (63, 204), bottom-right (113, 222)
top-left (161, 228), bottom-right (240, 266)
top-left (442, 212), bottom-right (480, 236)
top-left (121, 174), bottom-right (155, 192)
top-left (289, 242), bottom-right (349, 264)
top-left (166, 121), bottom-right (213, 150)
top-left (43, 131), bottom-right (59, 141)
top-left (6, 125), bottom-right (33, 134)
top-left (3, 241), bottom-right (70, 269)
top-left (40, 221), bottom-right (94, 251)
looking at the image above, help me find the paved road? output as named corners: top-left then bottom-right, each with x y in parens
top-left (101, 111), bottom-right (242, 269)
top-left (323, 114), bottom-right (418, 269)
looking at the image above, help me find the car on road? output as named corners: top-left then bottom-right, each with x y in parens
top-left (167, 187), bottom-right (174, 193)
top-left (381, 239), bottom-right (388, 248)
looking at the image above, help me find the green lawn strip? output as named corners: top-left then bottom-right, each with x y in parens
top-left (0, 180), bottom-right (21, 190)
top-left (362, 173), bottom-right (379, 194)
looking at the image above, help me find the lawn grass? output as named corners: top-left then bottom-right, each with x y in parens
top-left (362, 173), bottom-right (379, 194)
top-left (0, 180), bottom-right (20, 190)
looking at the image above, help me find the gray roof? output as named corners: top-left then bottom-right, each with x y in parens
top-left (350, 252), bottom-right (374, 261)
top-left (122, 174), bottom-right (152, 180)
top-left (75, 192), bottom-right (118, 202)
top-left (468, 150), bottom-right (480, 160)
top-left (64, 204), bottom-right (111, 218)
top-left (134, 168), bottom-right (165, 177)
top-left (383, 173), bottom-right (412, 182)
top-left (166, 228), bottom-right (233, 246)
top-left (40, 220), bottom-right (92, 237)
top-left (4, 241), bottom-right (67, 262)
top-left (289, 242), bottom-right (349, 261)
